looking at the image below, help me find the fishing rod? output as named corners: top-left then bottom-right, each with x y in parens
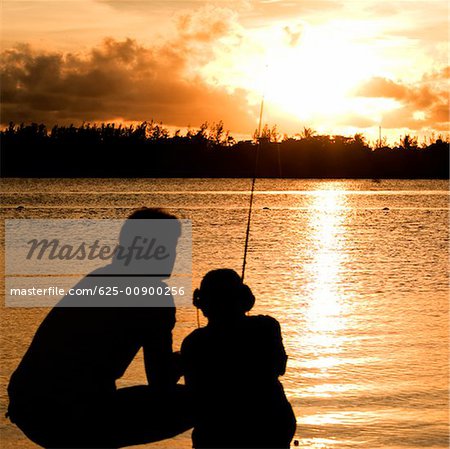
top-left (197, 139), bottom-right (262, 324)
top-left (242, 69), bottom-right (267, 283)
top-left (196, 67), bottom-right (267, 327)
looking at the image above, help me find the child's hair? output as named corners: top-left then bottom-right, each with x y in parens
top-left (193, 269), bottom-right (255, 316)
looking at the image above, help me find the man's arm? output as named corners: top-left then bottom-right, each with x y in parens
top-left (143, 309), bottom-right (180, 388)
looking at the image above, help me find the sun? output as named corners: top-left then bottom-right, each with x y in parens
top-left (199, 17), bottom-right (406, 138)
top-left (259, 22), bottom-right (383, 123)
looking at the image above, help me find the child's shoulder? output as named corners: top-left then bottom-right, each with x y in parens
top-left (181, 327), bottom-right (208, 352)
top-left (248, 314), bottom-right (281, 329)
top-left (245, 315), bottom-right (282, 337)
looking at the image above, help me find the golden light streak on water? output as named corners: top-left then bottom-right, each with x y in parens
top-left (299, 184), bottom-right (353, 433)
top-left (305, 185), bottom-right (348, 350)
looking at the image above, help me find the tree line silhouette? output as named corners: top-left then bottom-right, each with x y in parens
top-left (1, 121), bottom-right (448, 178)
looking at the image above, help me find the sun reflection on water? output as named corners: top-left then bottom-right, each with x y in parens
top-left (297, 183), bottom-right (353, 439)
top-left (304, 185), bottom-right (349, 349)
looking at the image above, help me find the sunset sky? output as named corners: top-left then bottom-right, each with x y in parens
top-left (1, 0), bottom-right (449, 143)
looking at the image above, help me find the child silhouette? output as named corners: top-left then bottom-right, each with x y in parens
top-left (181, 269), bottom-right (296, 449)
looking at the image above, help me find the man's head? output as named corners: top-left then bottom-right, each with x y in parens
top-left (119, 207), bottom-right (181, 243)
top-left (193, 269), bottom-right (255, 320)
top-left (116, 207), bottom-right (181, 275)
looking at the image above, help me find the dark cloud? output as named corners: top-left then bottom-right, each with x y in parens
top-left (356, 73), bottom-right (449, 129)
top-left (422, 65), bottom-right (450, 82)
top-left (357, 77), bottom-right (409, 100)
top-left (1, 28), bottom-right (256, 131)
top-left (172, 4), bottom-right (243, 57)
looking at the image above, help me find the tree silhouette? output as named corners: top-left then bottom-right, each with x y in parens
top-left (1, 121), bottom-right (448, 178)
top-left (297, 126), bottom-right (316, 140)
top-left (399, 134), bottom-right (419, 151)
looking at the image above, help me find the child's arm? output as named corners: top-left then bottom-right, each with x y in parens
top-left (263, 316), bottom-right (288, 376)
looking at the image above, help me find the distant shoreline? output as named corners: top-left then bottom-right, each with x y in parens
top-left (2, 123), bottom-right (449, 179)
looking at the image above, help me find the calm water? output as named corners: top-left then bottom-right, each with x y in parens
top-left (0, 178), bottom-right (448, 449)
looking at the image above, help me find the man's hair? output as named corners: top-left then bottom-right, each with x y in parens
top-left (119, 207), bottom-right (181, 245)
top-left (127, 207), bottom-right (178, 221)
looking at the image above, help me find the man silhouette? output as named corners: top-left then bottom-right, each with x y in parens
top-left (7, 208), bottom-right (192, 448)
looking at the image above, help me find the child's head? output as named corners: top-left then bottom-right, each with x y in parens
top-left (193, 269), bottom-right (255, 320)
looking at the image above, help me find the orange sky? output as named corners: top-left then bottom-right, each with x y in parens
top-left (1, 0), bottom-right (449, 143)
